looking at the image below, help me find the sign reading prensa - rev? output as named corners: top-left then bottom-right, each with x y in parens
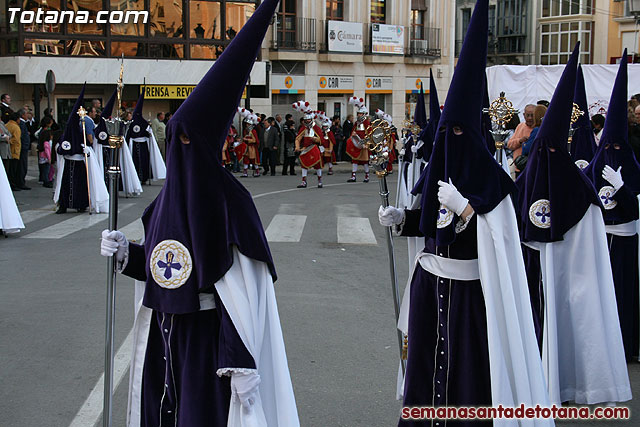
top-left (141, 85), bottom-right (196, 99)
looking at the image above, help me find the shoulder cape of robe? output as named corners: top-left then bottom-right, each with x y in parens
top-left (127, 125), bottom-right (167, 181)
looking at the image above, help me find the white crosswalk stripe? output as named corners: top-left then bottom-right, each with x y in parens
top-left (23, 203), bottom-right (135, 239)
top-left (118, 218), bottom-right (144, 242)
top-left (337, 217), bottom-right (378, 245)
top-left (19, 208), bottom-right (55, 224)
top-left (265, 214), bottom-right (307, 242)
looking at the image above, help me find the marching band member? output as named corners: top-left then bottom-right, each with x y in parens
top-left (237, 108), bottom-right (260, 178)
top-left (379, 2), bottom-right (553, 423)
top-left (293, 101), bottom-right (324, 188)
top-left (317, 111), bottom-right (336, 175)
top-left (584, 51), bottom-right (640, 361)
top-left (100, 0), bottom-right (299, 425)
top-left (346, 97), bottom-right (371, 183)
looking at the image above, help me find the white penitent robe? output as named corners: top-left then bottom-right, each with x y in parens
top-left (53, 151), bottom-right (110, 213)
top-left (128, 126), bottom-right (167, 182)
top-left (94, 141), bottom-right (144, 196)
top-left (0, 157), bottom-right (24, 233)
top-left (127, 247), bottom-right (300, 427)
top-left (525, 205), bottom-right (632, 405)
top-left (397, 197), bottom-right (553, 426)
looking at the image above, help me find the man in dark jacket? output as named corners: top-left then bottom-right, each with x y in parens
top-left (1, 94), bottom-right (14, 124)
top-left (282, 120), bottom-right (297, 175)
top-left (342, 114), bottom-right (354, 161)
top-left (331, 116), bottom-right (345, 161)
top-left (263, 117), bottom-right (280, 176)
top-left (18, 108), bottom-right (31, 190)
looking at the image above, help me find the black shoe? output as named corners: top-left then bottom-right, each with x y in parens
top-left (56, 207), bottom-right (67, 214)
top-left (271, 173), bottom-right (276, 176)
top-left (11, 185), bottom-right (21, 191)
top-left (77, 207), bottom-right (87, 213)
top-left (19, 185), bottom-right (31, 190)
top-left (347, 177), bottom-right (356, 183)
top-left (43, 182), bottom-right (53, 188)
top-left (297, 181), bottom-right (307, 188)
top-left (282, 172), bottom-right (288, 176)
top-left (318, 182), bottom-right (323, 188)
top-left (290, 172), bottom-right (296, 176)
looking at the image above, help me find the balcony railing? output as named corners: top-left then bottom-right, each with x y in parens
top-left (407, 27), bottom-right (441, 57)
top-left (271, 17), bottom-right (316, 51)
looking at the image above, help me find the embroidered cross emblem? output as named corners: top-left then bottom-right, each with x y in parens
top-left (535, 206), bottom-right (551, 224)
top-left (157, 252), bottom-right (182, 280)
top-left (601, 191), bottom-right (613, 206)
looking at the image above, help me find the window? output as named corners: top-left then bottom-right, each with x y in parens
top-left (150, 0), bottom-right (185, 38)
top-left (326, 0), bottom-right (343, 21)
top-left (488, 5), bottom-right (496, 37)
top-left (411, 10), bottom-right (425, 40)
top-left (190, 1), bottom-right (222, 40)
top-left (540, 21), bottom-right (591, 65)
top-left (24, 0), bottom-right (62, 33)
top-left (275, 0), bottom-right (296, 48)
top-left (497, 0), bottom-right (526, 36)
top-left (542, 0), bottom-right (592, 17)
top-left (110, 0), bottom-right (146, 37)
top-left (371, 0), bottom-right (386, 24)
top-left (67, 0), bottom-right (106, 35)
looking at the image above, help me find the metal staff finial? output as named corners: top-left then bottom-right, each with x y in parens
top-left (364, 119), bottom-right (407, 374)
top-left (483, 92), bottom-right (519, 166)
top-left (567, 102), bottom-right (584, 154)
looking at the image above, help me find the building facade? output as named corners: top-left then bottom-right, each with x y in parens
top-left (607, 0), bottom-right (640, 62)
top-left (0, 0), bottom-right (456, 127)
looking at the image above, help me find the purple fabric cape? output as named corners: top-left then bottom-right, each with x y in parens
top-left (412, 0), bottom-right (515, 246)
top-left (140, 0), bottom-right (279, 314)
top-left (584, 51), bottom-right (640, 223)
top-left (515, 43), bottom-right (601, 243)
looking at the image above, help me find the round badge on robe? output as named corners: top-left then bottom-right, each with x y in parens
top-left (150, 240), bottom-right (193, 289)
top-left (133, 124), bottom-right (140, 133)
top-left (598, 186), bottom-right (618, 210)
top-left (575, 159), bottom-right (589, 170)
top-left (61, 141), bottom-right (71, 150)
top-left (436, 204), bottom-right (454, 229)
top-left (99, 131), bottom-right (107, 141)
top-left (529, 199), bottom-right (551, 229)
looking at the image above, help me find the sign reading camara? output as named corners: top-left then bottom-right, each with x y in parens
top-left (328, 21), bottom-right (363, 53)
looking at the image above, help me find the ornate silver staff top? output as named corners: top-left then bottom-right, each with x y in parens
top-left (483, 91), bottom-right (519, 165)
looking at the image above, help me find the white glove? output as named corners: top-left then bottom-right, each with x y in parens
top-left (378, 205), bottom-right (405, 227)
top-left (231, 371), bottom-right (261, 410)
top-left (319, 146), bottom-right (325, 153)
top-left (83, 145), bottom-right (90, 154)
top-left (437, 179), bottom-right (469, 216)
top-left (101, 229), bottom-right (129, 264)
top-left (399, 148), bottom-right (406, 156)
top-left (602, 165), bottom-right (624, 192)
top-left (410, 144), bottom-right (419, 154)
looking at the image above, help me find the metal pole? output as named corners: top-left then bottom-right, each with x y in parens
top-left (78, 107), bottom-right (92, 214)
top-left (377, 172), bottom-right (406, 375)
top-left (103, 57), bottom-right (125, 427)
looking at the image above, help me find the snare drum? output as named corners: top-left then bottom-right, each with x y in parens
top-left (299, 144), bottom-right (322, 169)
top-left (346, 134), bottom-right (363, 159)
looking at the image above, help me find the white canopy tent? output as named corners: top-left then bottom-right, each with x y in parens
top-left (486, 63), bottom-right (640, 119)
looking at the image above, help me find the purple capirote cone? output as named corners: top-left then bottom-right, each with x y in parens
top-left (139, 0), bottom-right (280, 314)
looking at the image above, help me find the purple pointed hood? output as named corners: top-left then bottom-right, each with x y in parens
top-left (57, 83), bottom-right (86, 156)
top-left (96, 88), bottom-right (117, 146)
top-left (515, 43), bottom-right (600, 243)
top-left (140, 0), bottom-right (279, 314)
top-left (126, 90), bottom-right (149, 139)
top-left (570, 65), bottom-right (598, 165)
top-left (584, 50), bottom-right (640, 223)
top-left (405, 82), bottom-right (428, 163)
top-left (412, 0), bottom-right (515, 246)
top-left (417, 68), bottom-right (441, 162)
